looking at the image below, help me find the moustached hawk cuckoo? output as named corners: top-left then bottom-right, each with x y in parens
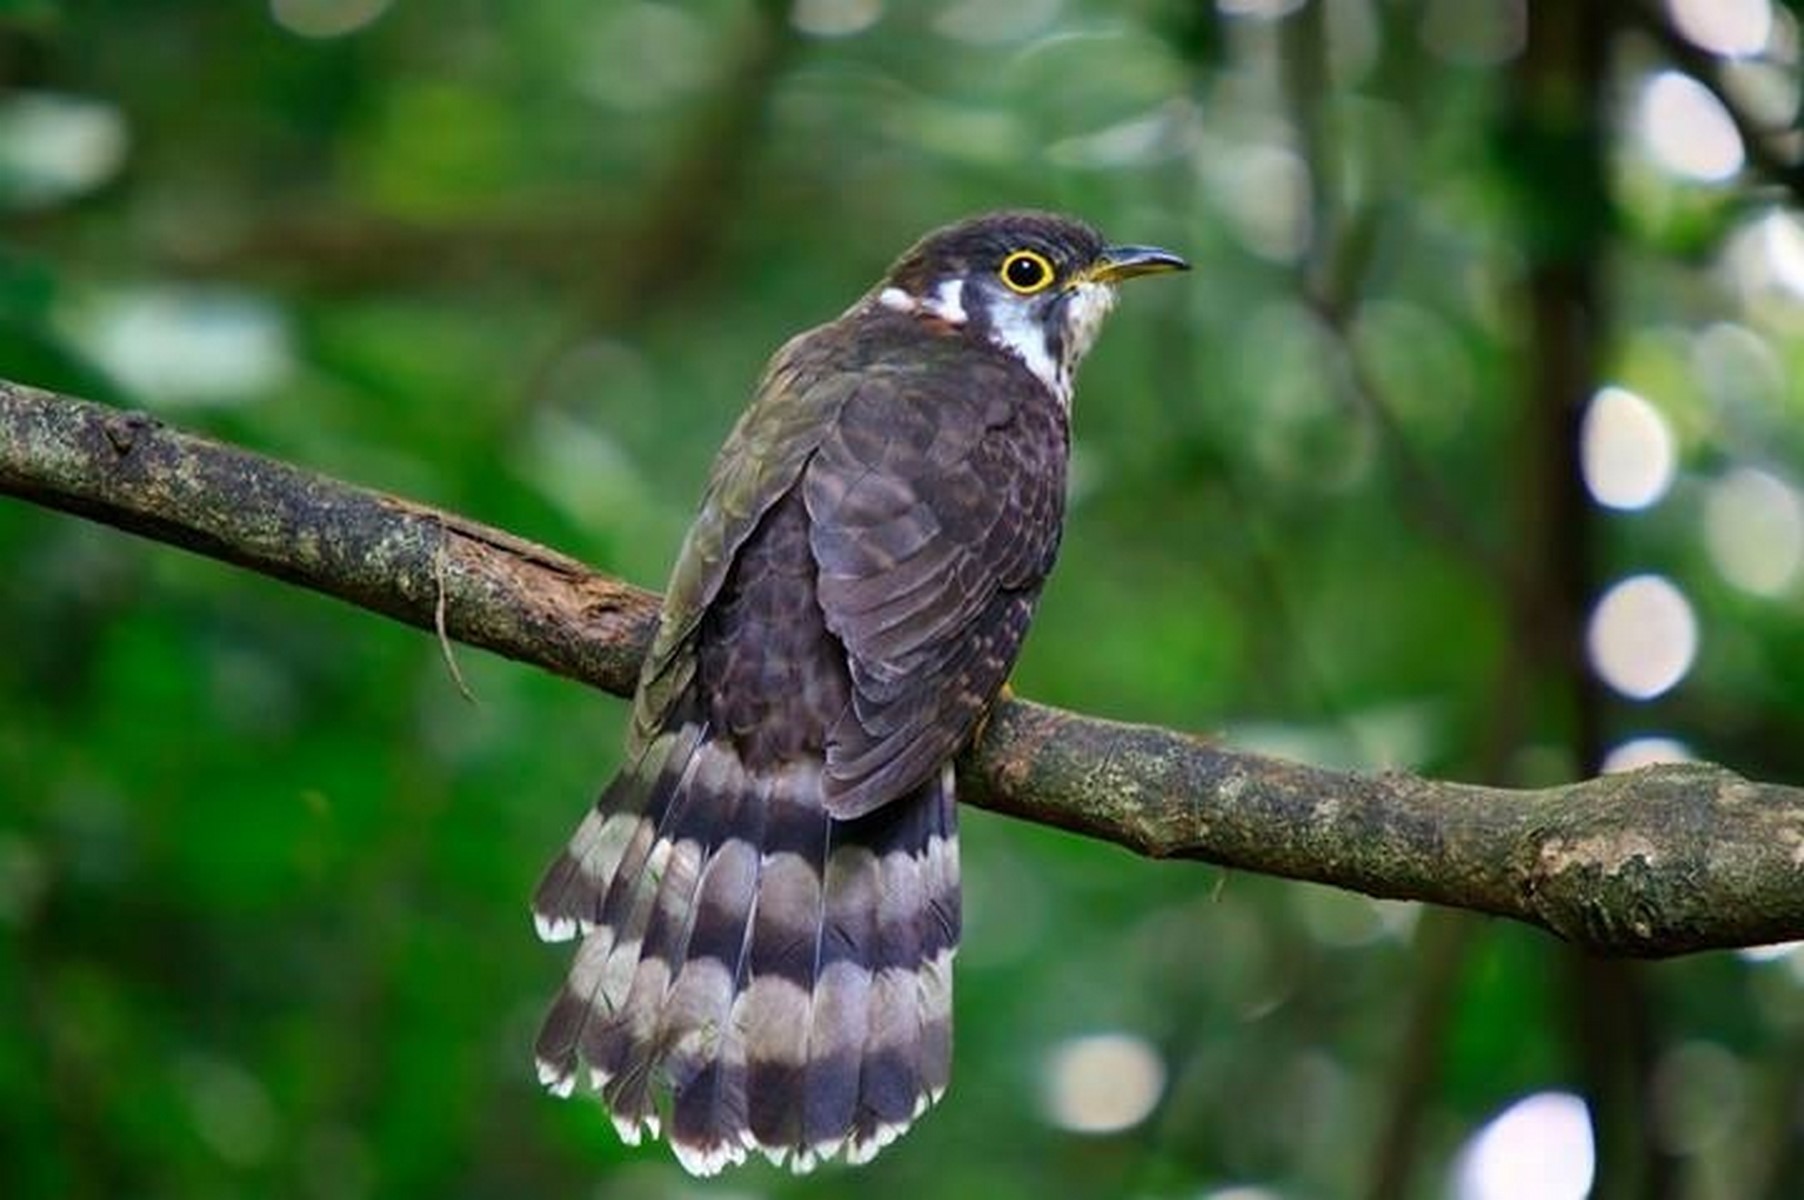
top-left (531, 210), bottom-right (1186, 1174)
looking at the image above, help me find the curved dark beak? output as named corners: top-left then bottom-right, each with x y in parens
top-left (1089, 244), bottom-right (1190, 284)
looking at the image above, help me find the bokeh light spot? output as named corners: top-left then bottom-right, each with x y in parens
top-left (1761, 209), bottom-right (1804, 296)
top-left (1453, 1092), bottom-right (1595, 1200)
top-left (269, 0), bottom-right (392, 38)
top-left (1218, 144), bottom-right (1312, 263)
top-left (933, 0), bottom-right (1059, 44)
top-left (1691, 321), bottom-right (1784, 413)
top-left (1738, 940), bottom-right (1804, 964)
top-left (1580, 385), bottom-right (1676, 511)
top-left (1217, 0), bottom-right (1306, 19)
top-left (74, 287), bottom-right (293, 407)
top-left (1704, 467), bottom-right (1804, 596)
top-left (1587, 574), bottom-right (1698, 700)
top-left (1638, 70), bottom-right (1745, 182)
top-left (177, 1054), bottom-right (279, 1167)
top-left (576, 4), bottom-right (714, 112)
top-left (791, 0), bottom-right (882, 37)
top-left (1601, 736), bottom-right (1694, 773)
top-left (1047, 101), bottom-right (1193, 171)
top-left (1727, 209), bottom-right (1804, 302)
top-left (1041, 1032), bottom-right (1165, 1134)
top-left (1668, 0), bottom-right (1772, 58)
top-left (0, 91), bottom-right (128, 211)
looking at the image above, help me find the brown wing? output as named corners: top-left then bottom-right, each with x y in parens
top-left (631, 329), bottom-right (860, 748)
top-left (803, 339), bottom-right (1068, 818)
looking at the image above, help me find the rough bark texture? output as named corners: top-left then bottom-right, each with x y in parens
top-left (0, 379), bottom-right (657, 695)
top-left (4, 377), bottom-right (1802, 958)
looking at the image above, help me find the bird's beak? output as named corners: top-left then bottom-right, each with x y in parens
top-left (1087, 244), bottom-right (1190, 284)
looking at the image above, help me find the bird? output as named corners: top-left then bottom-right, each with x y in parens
top-left (530, 210), bottom-right (1187, 1175)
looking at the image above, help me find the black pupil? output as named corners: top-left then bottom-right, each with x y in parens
top-left (1007, 255), bottom-right (1045, 288)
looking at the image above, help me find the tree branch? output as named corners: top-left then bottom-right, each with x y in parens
top-left (4, 378), bottom-right (1802, 958)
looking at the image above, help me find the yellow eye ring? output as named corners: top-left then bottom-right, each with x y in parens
top-left (999, 249), bottom-right (1055, 295)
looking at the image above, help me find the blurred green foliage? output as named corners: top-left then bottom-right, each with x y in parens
top-left (4, 1), bottom-right (1804, 1197)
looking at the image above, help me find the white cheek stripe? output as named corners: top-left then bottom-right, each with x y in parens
top-left (874, 281), bottom-right (968, 326)
top-left (925, 278), bottom-right (967, 325)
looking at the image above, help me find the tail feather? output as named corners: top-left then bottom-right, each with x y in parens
top-left (573, 818), bottom-right (674, 1089)
top-left (664, 774), bottom-right (770, 1174)
top-left (593, 832), bottom-right (701, 1134)
top-left (601, 741), bottom-right (751, 1137)
top-left (533, 723), bottom-right (709, 1092)
top-left (533, 731), bottom-right (961, 1175)
top-left (854, 795), bottom-right (927, 1153)
top-left (853, 769), bottom-right (958, 1157)
top-left (738, 778), bottom-right (829, 1163)
top-left (797, 835), bottom-right (880, 1168)
top-left (532, 722), bottom-right (705, 941)
top-left (916, 766), bottom-right (960, 1105)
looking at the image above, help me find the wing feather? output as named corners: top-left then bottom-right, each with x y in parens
top-left (804, 350), bottom-right (1066, 818)
top-left (632, 335), bottom-right (861, 745)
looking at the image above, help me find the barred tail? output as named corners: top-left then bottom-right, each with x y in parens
top-left (531, 723), bottom-right (960, 1175)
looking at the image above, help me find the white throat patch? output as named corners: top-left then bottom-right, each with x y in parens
top-left (1060, 281), bottom-right (1119, 369)
top-left (987, 281), bottom-right (1118, 406)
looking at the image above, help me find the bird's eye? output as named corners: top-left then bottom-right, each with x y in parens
top-left (1000, 250), bottom-right (1055, 295)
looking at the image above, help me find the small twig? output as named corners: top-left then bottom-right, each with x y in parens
top-left (433, 515), bottom-right (477, 704)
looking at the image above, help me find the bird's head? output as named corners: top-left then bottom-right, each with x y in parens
top-left (868, 210), bottom-right (1188, 404)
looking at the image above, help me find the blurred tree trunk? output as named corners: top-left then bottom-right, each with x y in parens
top-left (1511, 4), bottom-right (1678, 1198)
